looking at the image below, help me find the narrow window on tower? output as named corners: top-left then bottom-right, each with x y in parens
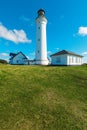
top-left (38, 27), bottom-right (40, 29)
top-left (38, 38), bottom-right (40, 41)
top-left (38, 50), bottom-right (40, 53)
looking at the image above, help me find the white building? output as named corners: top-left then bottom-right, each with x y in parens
top-left (50, 50), bottom-right (83, 66)
top-left (9, 52), bottom-right (29, 65)
top-left (35, 9), bottom-right (48, 65)
top-left (29, 60), bottom-right (36, 65)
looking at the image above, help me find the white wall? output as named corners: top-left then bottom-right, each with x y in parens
top-left (35, 16), bottom-right (48, 65)
top-left (51, 54), bottom-right (83, 65)
top-left (29, 61), bottom-right (35, 65)
top-left (11, 53), bottom-right (28, 65)
top-left (51, 54), bottom-right (67, 65)
top-left (67, 55), bottom-right (83, 65)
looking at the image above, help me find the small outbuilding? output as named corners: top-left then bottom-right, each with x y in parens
top-left (50, 50), bottom-right (83, 66)
top-left (9, 52), bottom-right (29, 65)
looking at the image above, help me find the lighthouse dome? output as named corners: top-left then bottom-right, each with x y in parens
top-left (36, 9), bottom-right (47, 23)
top-left (38, 9), bottom-right (45, 16)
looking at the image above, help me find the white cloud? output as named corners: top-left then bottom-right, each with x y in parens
top-left (0, 53), bottom-right (9, 57)
top-left (82, 52), bottom-right (87, 55)
top-left (0, 53), bottom-right (9, 61)
top-left (0, 23), bottom-right (32, 43)
top-left (78, 26), bottom-right (87, 36)
top-left (47, 51), bottom-right (52, 55)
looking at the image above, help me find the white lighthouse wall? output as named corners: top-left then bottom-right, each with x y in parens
top-left (40, 22), bottom-right (47, 60)
top-left (36, 22), bottom-right (41, 60)
top-left (35, 16), bottom-right (48, 65)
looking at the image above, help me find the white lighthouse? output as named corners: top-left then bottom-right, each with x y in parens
top-left (35, 9), bottom-right (48, 65)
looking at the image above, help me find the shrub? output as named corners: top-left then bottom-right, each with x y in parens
top-left (0, 59), bottom-right (8, 64)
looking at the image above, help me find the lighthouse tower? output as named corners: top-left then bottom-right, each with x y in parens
top-left (35, 9), bottom-right (48, 65)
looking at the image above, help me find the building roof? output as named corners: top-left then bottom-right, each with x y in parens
top-left (50, 50), bottom-right (83, 57)
top-left (9, 52), bottom-right (28, 60)
top-left (10, 53), bottom-right (16, 57)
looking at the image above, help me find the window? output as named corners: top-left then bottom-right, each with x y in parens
top-left (38, 38), bottom-right (40, 41)
top-left (69, 56), bottom-right (74, 63)
top-left (79, 58), bottom-right (81, 63)
top-left (38, 50), bottom-right (40, 53)
top-left (76, 57), bottom-right (80, 63)
top-left (69, 57), bottom-right (72, 63)
top-left (76, 57), bottom-right (78, 63)
top-left (16, 60), bottom-right (19, 63)
top-left (38, 27), bottom-right (40, 29)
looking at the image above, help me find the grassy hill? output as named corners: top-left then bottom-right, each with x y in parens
top-left (0, 65), bottom-right (87, 130)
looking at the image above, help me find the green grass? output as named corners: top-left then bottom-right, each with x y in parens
top-left (0, 64), bottom-right (87, 130)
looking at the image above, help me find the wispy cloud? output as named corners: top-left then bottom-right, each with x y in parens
top-left (47, 51), bottom-right (52, 55)
top-left (55, 48), bottom-right (59, 51)
top-left (78, 26), bottom-right (87, 36)
top-left (19, 15), bottom-right (35, 27)
top-left (0, 53), bottom-right (9, 57)
top-left (82, 52), bottom-right (87, 55)
top-left (0, 53), bottom-right (9, 61)
top-left (19, 15), bottom-right (30, 22)
top-left (0, 23), bottom-right (32, 43)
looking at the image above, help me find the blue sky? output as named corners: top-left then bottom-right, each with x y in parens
top-left (0, 0), bottom-right (87, 62)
